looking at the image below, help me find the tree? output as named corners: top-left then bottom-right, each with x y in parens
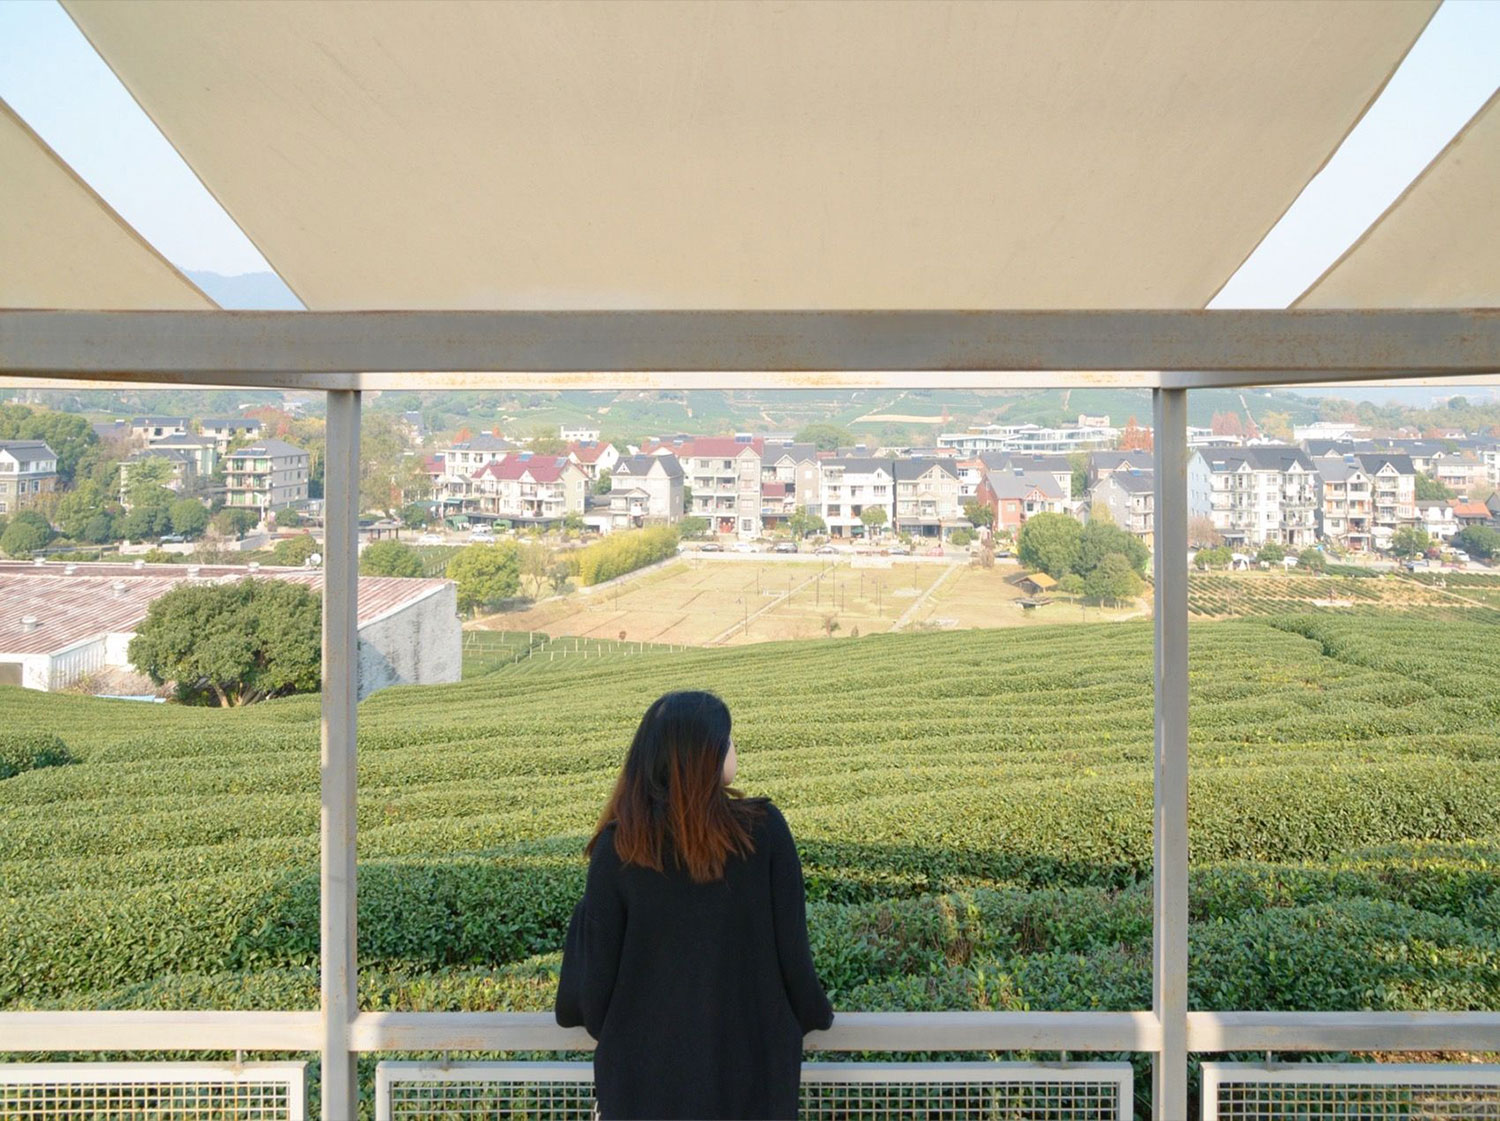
top-left (529, 427), bottom-right (568, 455)
top-left (1067, 452), bottom-right (1089, 501)
top-left (519, 540), bottom-right (552, 597)
top-left (859, 506), bottom-right (888, 534)
top-left (1415, 472), bottom-right (1455, 501)
top-left (276, 508), bottom-right (304, 529)
top-left (1453, 525), bottom-right (1499, 560)
top-left (1076, 520), bottom-right (1149, 577)
top-left (1390, 526), bottom-right (1431, 559)
top-left (593, 469), bottom-right (613, 496)
top-left (0, 404), bottom-right (98, 485)
top-left (122, 503), bottom-right (172, 542)
top-left (1016, 512), bottom-right (1081, 579)
top-left (447, 541), bottom-right (521, 614)
top-left (795, 423), bottom-right (853, 452)
top-left (169, 498), bottom-right (210, 539)
top-left (788, 507), bottom-right (825, 538)
top-left (1296, 548), bottom-right (1327, 572)
top-left (360, 413), bottom-right (410, 516)
top-left (821, 613), bottom-right (841, 637)
top-left (54, 481), bottom-right (107, 540)
top-left (1, 510), bottom-right (54, 558)
top-left (400, 502), bottom-right (430, 529)
top-left (360, 539), bottom-right (423, 577)
top-left (122, 456), bottom-right (175, 504)
top-left (214, 507), bottom-right (259, 539)
top-left (549, 563), bottom-right (573, 595)
top-left (272, 534), bottom-right (320, 566)
top-left (1083, 552), bottom-right (1141, 606)
top-left (1210, 412), bottom-right (1245, 438)
top-left (1260, 411), bottom-right (1294, 442)
top-left (1188, 516), bottom-right (1223, 547)
top-left (1059, 572), bottom-right (1085, 596)
top-left (1119, 417), bottom-right (1153, 452)
top-left (961, 500), bottom-right (994, 528)
top-left (127, 578), bottom-right (321, 706)
top-left (1194, 546), bottom-right (1232, 570)
top-left (680, 515), bottom-right (710, 539)
top-left (563, 510), bottom-right (585, 535)
top-left (1256, 541), bottom-right (1286, 564)
top-left (81, 511), bottom-right (119, 545)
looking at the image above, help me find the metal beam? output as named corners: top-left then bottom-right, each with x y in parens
top-left (2, 309), bottom-right (1498, 379)
top-left (1151, 387), bottom-right (1190, 1120)
top-left (1188, 1011), bottom-right (1500, 1052)
top-left (349, 1011), bottom-right (1163, 1053)
top-left (0, 1011), bottom-right (322, 1051)
top-left (320, 390), bottom-right (360, 1121)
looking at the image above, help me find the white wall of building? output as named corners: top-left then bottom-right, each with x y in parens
top-left (355, 584), bottom-right (462, 700)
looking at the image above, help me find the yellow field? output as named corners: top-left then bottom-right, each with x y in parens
top-left (477, 558), bottom-right (1152, 645)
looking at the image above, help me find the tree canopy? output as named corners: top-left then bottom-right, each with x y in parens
top-left (0, 511), bottom-right (54, 558)
top-left (128, 578), bottom-right (321, 706)
top-left (359, 539), bottom-right (423, 577)
top-left (447, 541), bottom-right (521, 614)
top-left (0, 404), bottom-right (98, 485)
top-left (1415, 472), bottom-right (1455, 501)
top-left (794, 423), bottom-right (853, 452)
top-left (271, 534), bottom-right (320, 566)
top-left (1390, 526), bottom-right (1431, 559)
top-left (1016, 513), bottom-right (1081, 578)
top-left (1453, 525), bottom-right (1499, 560)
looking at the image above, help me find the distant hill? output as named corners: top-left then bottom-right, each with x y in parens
top-left (186, 270), bottom-right (302, 310)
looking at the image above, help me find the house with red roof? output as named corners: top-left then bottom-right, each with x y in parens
top-left (566, 440), bottom-right (620, 480)
top-left (644, 435), bottom-right (764, 536)
top-left (468, 455), bottom-right (587, 524)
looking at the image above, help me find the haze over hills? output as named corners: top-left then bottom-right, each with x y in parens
top-left (186, 270), bottom-right (302, 310)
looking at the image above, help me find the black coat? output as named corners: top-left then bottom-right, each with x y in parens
top-left (555, 800), bottom-right (835, 1120)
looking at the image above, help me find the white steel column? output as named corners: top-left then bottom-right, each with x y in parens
top-left (1151, 387), bottom-right (1189, 1118)
top-left (321, 390), bottom-right (361, 1119)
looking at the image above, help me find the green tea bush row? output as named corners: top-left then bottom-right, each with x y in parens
top-left (0, 732), bottom-right (72, 779)
top-left (574, 525), bottom-right (679, 585)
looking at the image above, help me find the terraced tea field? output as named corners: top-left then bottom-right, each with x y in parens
top-left (1188, 569), bottom-right (1500, 622)
top-left (3, 612), bottom-right (1497, 1114)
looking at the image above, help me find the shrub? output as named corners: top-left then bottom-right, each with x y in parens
top-left (360, 539), bottom-right (423, 578)
top-left (0, 732), bottom-right (72, 779)
top-left (447, 541), bottom-right (522, 614)
top-left (575, 526), bottom-right (679, 586)
top-left (271, 533), bottom-right (319, 567)
top-left (1, 510), bottom-right (53, 558)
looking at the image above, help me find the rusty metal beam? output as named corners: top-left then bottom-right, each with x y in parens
top-left (2, 310), bottom-right (1498, 384)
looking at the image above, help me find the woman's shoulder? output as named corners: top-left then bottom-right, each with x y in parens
top-left (740, 796), bottom-right (791, 842)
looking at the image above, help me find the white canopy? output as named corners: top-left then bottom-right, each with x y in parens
top-left (1299, 89), bottom-right (1500, 309)
top-left (60, 0), bottom-right (1435, 312)
top-left (0, 98), bottom-right (212, 311)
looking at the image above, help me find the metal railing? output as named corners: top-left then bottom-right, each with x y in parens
top-left (0, 1062), bottom-right (306, 1121)
top-left (1201, 1062), bottom-right (1500, 1120)
top-left (376, 1060), bottom-right (1136, 1121)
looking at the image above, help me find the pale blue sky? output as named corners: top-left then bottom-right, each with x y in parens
top-left (2, 0), bottom-right (1498, 309)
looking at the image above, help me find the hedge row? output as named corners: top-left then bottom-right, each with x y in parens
top-left (574, 525), bottom-right (679, 585)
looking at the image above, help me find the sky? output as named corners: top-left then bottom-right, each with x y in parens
top-left (0, 0), bottom-right (1498, 313)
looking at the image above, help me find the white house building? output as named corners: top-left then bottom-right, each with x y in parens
top-left (223, 437), bottom-right (311, 513)
top-left (1207, 446), bottom-right (1319, 549)
top-left (608, 454), bottom-right (684, 529)
top-left (0, 440), bottom-right (58, 515)
top-left (819, 457), bottom-right (894, 539)
top-left (467, 455), bottom-right (587, 524)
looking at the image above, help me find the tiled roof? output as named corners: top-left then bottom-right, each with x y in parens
top-left (225, 437), bottom-right (308, 459)
top-left (0, 563), bottom-right (448, 657)
top-left (472, 455), bottom-right (571, 482)
top-left (614, 453), bottom-right (683, 478)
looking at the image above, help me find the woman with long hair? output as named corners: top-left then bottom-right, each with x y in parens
top-left (555, 690), bottom-right (834, 1120)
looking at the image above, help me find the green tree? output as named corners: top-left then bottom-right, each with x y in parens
top-left (0, 404), bottom-right (98, 485)
top-left (214, 507), bottom-right (260, 539)
top-left (1016, 512), bottom-right (1081, 579)
top-left (169, 498), bottom-right (210, 539)
top-left (127, 578), bottom-right (321, 706)
top-left (276, 508), bottom-right (303, 529)
top-left (54, 481), bottom-right (106, 540)
top-left (1453, 525), bottom-right (1500, 560)
top-left (447, 541), bottom-right (521, 614)
top-left (679, 515), bottom-right (710, 539)
top-left (519, 540), bottom-right (552, 597)
top-left (795, 423), bottom-right (853, 452)
top-left (360, 539), bottom-right (423, 577)
top-left (1256, 541), bottom-right (1286, 564)
top-left (81, 511), bottom-right (119, 545)
top-left (400, 503), bottom-right (430, 529)
top-left (1296, 548), bottom-right (1327, 572)
top-left (1067, 452), bottom-right (1089, 501)
top-left (1059, 572), bottom-right (1085, 596)
top-left (271, 534), bottom-right (320, 566)
top-left (1415, 472), bottom-right (1455, 501)
top-left (360, 413), bottom-right (409, 516)
top-left (788, 507), bottom-right (826, 538)
top-left (1, 510), bottom-right (54, 558)
top-left (122, 503), bottom-right (172, 542)
top-left (961, 500), bottom-right (994, 528)
top-left (563, 511), bottom-right (585, 534)
top-left (529, 427), bottom-right (568, 455)
top-left (593, 469), bottom-right (613, 496)
top-left (1083, 552), bottom-right (1142, 606)
top-left (1390, 526), bottom-right (1431, 559)
top-left (122, 456), bottom-right (175, 504)
top-left (549, 563), bottom-right (573, 595)
top-left (859, 506), bottom-right (888, 534)
top-left (1076, 520), bottom-right (1149, 577)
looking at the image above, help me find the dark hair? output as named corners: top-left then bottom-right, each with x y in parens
top-left (588, 690), bottom-right (766, 883)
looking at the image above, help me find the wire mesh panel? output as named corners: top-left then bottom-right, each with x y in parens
top-left (377, 1061), bottom-right (1134, 1121)
top-left (1202, 1062), bottom-right (1500, 1120)
top-left (0, 1063), bottom-right (306, 1121)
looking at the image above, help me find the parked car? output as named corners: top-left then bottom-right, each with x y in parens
top-left (733, 542), bottom-right (759, 553)
top-left (417, 532), bottom-right (444, 545)
top-left (773, 542), bottom-right (798, 554)
top-left (814, 544), bottom-right (838, 555)
top-left (888, 545), bottom-right (910, 556)
top-left (468, 527), bottom-right (494, 541)
top-left (699, 542), bottom-right (723, 552)
top-left (159, 534), bottom-right (186, 544)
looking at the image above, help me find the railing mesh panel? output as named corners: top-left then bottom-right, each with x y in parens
top-left (1207, 1064), bottom-right (1500, 1120)
top-left (0, 1065), bottom-right (302, 1121)
top-left (379, 1062), bottom-right (1132, 1121)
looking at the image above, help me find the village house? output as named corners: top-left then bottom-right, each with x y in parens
top-left (223, 437), bottom-right (311, 514)
top-left (608, 454), bottom-right (684, 529)
top-left (1090, 469), bottom-right (1156, 542)
top-left (894, 459), bottom-right (963, 538)
top-left (975, 466), bottom-right (1068, 532)
top-left (1314, 456), bottom-right (1374, 552)
top-left (818, 457), bottom-right (894, 539)
top-left (467, 455), bottom-right (586, 525)
top-left (130, 416), bottom-right (189, 443)
top-left (1208, 446), bottom-right (1319, 549)
top-left (198, 417), bottom-right (264, 454)
top-left (645, 436), bottom-right (763, 537)
top-left (566, 441), bottom-right (620, 481)
top-left (0, 440), bottom-right (58, 515)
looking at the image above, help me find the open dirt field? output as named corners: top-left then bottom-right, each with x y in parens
top-left (477, 558), bottom-right (1153, 645)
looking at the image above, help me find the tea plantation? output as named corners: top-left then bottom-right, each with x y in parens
top-left (2, 613), bottom-right (1497, 1114)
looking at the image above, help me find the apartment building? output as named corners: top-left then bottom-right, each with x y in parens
top-left (1354, 454), bottom-right (1417, 541)
top-left (1416, 501), bottom-right (1459, 541)
top-left (894, 460), bottom-right (962, 537)
top-left (559, 425), bottom-right (600, 443)
top-left (609, 454), bottom-right (684, 529)
top-left (1432, 453), bottom-right (1490, 496)
top-left (223, 437), bottom-right (310, 513)
top-left (1313, 456), bottom-right (1374, 551)
top-left (437, 434), bottom-right (518, 508)
top-left (1090, 470), bottom-right (1156, 541)
top-left (0, 441), bottom-right (58, 515)
top-left (938, 417), bottom-right (1118, 455)
top-left (468, 456), bottom-right (586, 524)
top-left (198, 417), bottom-right (264, 453)
top-left (819, 458), bottom-right (894, 538)
top-left (648, 437), bottom-right (763, 537)
top-left (1208, 446), bottom-right (1319, 549)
